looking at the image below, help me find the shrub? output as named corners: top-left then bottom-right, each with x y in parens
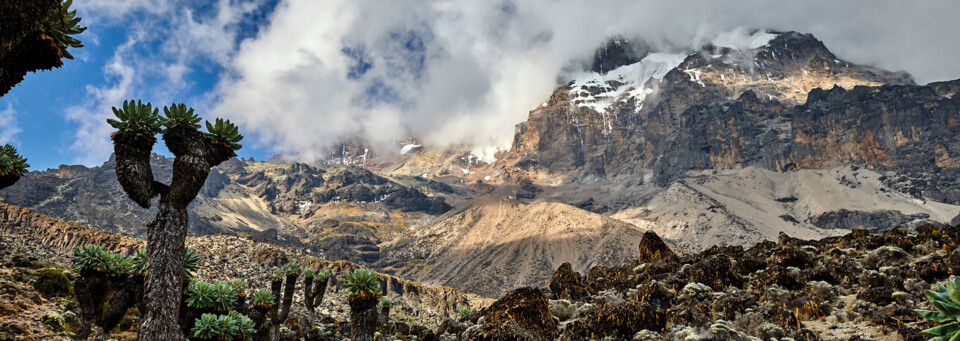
top-left (210, 281), bottom-right (237, 312)
top-left (33, 268), bottom-right (71, 298)
top-left (230, 279), bottom-right (247, 297)
top-left (343, 268), bottom-right (380, 297)
top-left (185, 281), bottom-right (215, 309)
top-left (916, 278), bottom-right (960, 340)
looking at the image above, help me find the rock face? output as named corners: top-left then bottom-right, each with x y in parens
top-left (495, 31), bottom-right (957, 188)
top-left (636, 231), bottom-right (677, 264)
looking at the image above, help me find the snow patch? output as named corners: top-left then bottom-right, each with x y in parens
top-left (567, 52), bottom-right (687, 116)
top-left (297, 200), bottom-right (313, 213)
top-left (400, 144), bottom-right (422, 155)
top-left (469, 146), bottom-right (499, 164)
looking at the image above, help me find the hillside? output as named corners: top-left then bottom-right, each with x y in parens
top-left (381, 194), bottom-right (649, 297)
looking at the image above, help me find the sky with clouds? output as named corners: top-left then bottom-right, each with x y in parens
top-left (2, 0), bottom-right (959, 170)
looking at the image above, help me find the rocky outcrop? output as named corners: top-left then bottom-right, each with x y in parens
top-left (810, 209), bottom-right (931, 231)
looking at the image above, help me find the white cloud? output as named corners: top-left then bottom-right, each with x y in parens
top-left (65, 39), bottom-right (137, 165)
top-left (0, 103), bottom-right (22, 145)
top-left (210, 0), bottom-right (960, 162)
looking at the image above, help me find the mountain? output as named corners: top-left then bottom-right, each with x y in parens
top-left (380, 194), bottom-right (649, 297)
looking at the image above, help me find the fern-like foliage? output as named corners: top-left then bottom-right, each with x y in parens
top-left (211, 281), bottom-right (238, 312)
top-left (161, 103), bottom-right (202, 131)
top-left (250, 288), bottom-right (275, 308)
top-left (916, 278), bottom-right (960, 341)
top-left (0, 144), bottom-right (29, 177)
top-left (185, 281), bottom-right (215, 309)
top-left (107, 100), bottom-right (161, 138)
top-left (203, 118), bottom-right (243, 150)
top-left (343, 268), bottom-right (381, 297)
top-left (40, 0), bottom-right (86, 60)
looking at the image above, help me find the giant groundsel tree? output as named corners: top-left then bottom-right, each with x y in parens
top-left (107, 100), bottom-right (242, 341)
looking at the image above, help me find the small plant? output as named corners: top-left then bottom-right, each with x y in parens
top-left (211, 281), bottom-right (238, 312)
top-left (271, 269), bottom-right (284, 282)
top-left (203, 118), bottom-right (244, 150)
top-left (72, 245), bottom-right (113, 274)
top-left (916, 278), bottom-right (960, 340)
top-left (250, 289), bottom-right (275, 309)
top-left (185, 281), bottom-right (215, 309)
top-left (160, 103), bottom-right (202, 131)
top-left (107, 100), bottom-right (162, 139)
top-left (457, 308), bottom-right (472, 318)
top-left (285, 262), bottom-right (301, 276)
top-left (0, 144), bottom-right (29, 177)
top-left (380, 299), bottom-right (392, 309)
top-left (130, 248), bottom-right (147, 276)
top-left (231, 279), bottom-right (248, 297)
top-left (303, 268), bottom-right (315, 279)
top-left (184, 247), bottom-right (200, 278)
top-left (344, 268), bottom-right (381, 297)
top-left (190, 312), bottom-right (250, 340)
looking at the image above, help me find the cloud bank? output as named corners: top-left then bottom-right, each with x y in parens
top-left (68, 0), bottom-right (960, 164)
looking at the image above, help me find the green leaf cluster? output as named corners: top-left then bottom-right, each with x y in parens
top-left (0, 144), bottom-right (29, 176)
top-left (285, 262), bottom-right (301, 276)
top-left (380, 298), bottom-right (392, 308)
top-left (185, 280), bottom-right (238, 312)
top-left (191, 311), bottom-right (255, 341)
top-left (304, 268), bottom-right (331, 281)
top-left (160, 103), bottom-right (202, 131)
top-left (107, 100), bottom-right (161, 138)
top-left (271, 269), bottom-right (284, 282)
top-left (107, 100), bottom-right (243, 150)
top-left (916, 278), bottom-right (960, 340)
top-left (250, 288), bottom-right (275, 308)
top-left (457, 308), bottom-right (472, 318)
top-left (40, 0), bottom-right (86, 60)
top-left (204, 118), bottom-right (244, 150)
top-left (343, 268), bottom-right (381, 297)
top-left (230, 279), bottom-right (248, 296)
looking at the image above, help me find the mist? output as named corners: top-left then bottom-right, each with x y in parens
top-left (210, 0), bottom-right (960, 161)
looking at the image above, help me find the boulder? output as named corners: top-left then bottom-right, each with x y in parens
top-left (480, 287), bottom-right (557, 341)
top-left (637, 231), bottom-right (677, 264)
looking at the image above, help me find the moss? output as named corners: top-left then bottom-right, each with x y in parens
top-left (32, 268), bottom-right (71, 298)
top-left (28, 260), bottom-right (60, 270)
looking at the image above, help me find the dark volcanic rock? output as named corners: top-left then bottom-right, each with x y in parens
top-left (548, 263), bottom-right (587, 300)
top-left (480, 287), bottom-right (557, 341)
top-left (637, 231), bottom-right (677, 264)
top-left (810, 209), bottom-right (930, 231)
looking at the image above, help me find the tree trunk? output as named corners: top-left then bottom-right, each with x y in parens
top-left (348, 295), bottom-right (379, 341)
top-left (139, 198), bottom-right (188, 341)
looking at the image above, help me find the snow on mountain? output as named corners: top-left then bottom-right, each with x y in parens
top-left (568, 53), bottom-right (688, 116)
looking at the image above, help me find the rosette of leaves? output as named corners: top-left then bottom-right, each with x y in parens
top-left (203, 118), bottom-right (243, 150)
top-left (285, 262), bottom-right (301, 277)
top-left (185, 281), bottom-right (215, 310)
top-left (231, 279), bottom-right (248, 297)
top-left (211, 281), bottom-right (238, 312)
top-left (271, 269), bottom-right (284, 282)
top-left (107, 100), bottom-right (162, 139)
top-left (160, 103), bottom-right (202, 131)
top-left (250, 289), bottom-right (275, 309)
top-left (191, 313), bottom-right (241, 340)
top-left (72, 245), bottom-right (111, 274)
top-left (184, 247), bottom-right (200, 278)
top-left (39, 0), bottom-right (86, 60)
top-left (228, 311), bottom-right (256, 341)
top-left (380, 298), bottom-right (392, 309)
top-left (303, 268), bottom-right (315, 279)
top-left (130, 248), bottom-right (147, 276)
top-left (106, 253), bottom-right (133, 278)
top-left (0, 144), bottom-right (29, 177)
top-left (457, 308), bottom-right (472, 319)
top-left (916, 278), bottom-right (960, 340)
top-left (343, 268), bottom-right (381, 297)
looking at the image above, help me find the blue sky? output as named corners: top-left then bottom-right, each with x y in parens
top-left (2, 0), bottom-right (959, 171)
